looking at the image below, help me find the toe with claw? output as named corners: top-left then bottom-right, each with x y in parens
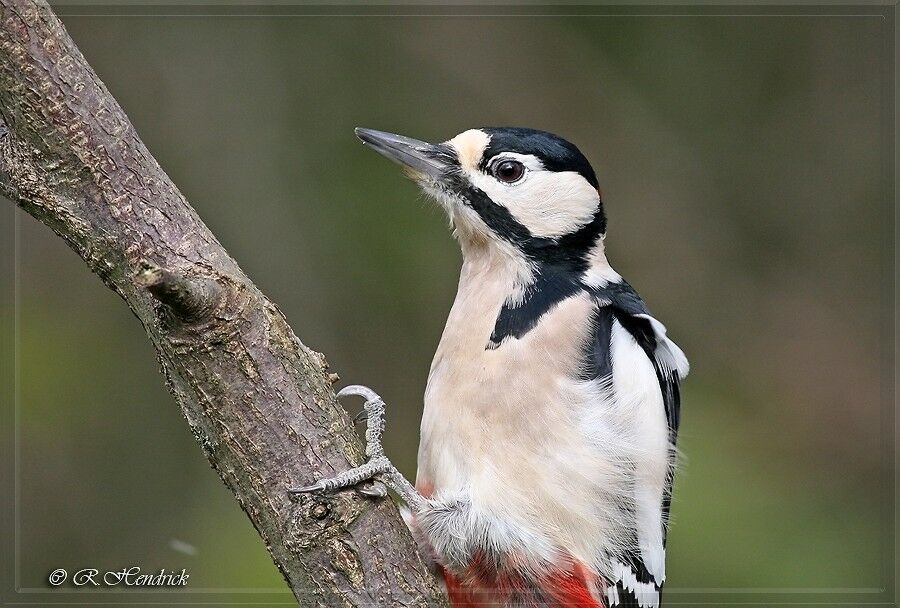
top-left (289, 385), bottom-right (424, 510)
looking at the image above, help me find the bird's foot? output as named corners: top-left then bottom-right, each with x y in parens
top-left (288, 385), bottom-right (425, 510)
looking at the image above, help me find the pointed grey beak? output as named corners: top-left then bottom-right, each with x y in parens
top-left (355, 128), bottom-right (449, 179)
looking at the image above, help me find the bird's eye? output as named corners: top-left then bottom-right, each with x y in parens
top-left (491, 159), bottom-right (525, 184)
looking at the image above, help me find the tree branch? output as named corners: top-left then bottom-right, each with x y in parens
top-left (0, 1), bottom-right (446, 605)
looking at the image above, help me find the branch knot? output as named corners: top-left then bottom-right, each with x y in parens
top-left (136, 260), bottom-right (223, 323)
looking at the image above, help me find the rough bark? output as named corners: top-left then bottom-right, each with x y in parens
top-left (0, 1), bottom-right (446, 606)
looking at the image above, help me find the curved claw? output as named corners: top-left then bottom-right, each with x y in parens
top-left (288, 481), bottom-right (326, 495)
top-left (353, 409), bottom-right (368, 424)
top-left (358, 481), bottom-right (388, 498)
top-left (337, 385), bottom-right (382, 402)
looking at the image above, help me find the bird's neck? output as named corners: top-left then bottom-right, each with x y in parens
top-left (579, 236), bottom-right (622, 288)
top-left (458, 234), bottom-right (618, 303)
top-left (454, 237), bottom-right (618, 349)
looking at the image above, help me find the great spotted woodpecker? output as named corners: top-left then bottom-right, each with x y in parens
top-left (292, 127), bottom-right (689, 608)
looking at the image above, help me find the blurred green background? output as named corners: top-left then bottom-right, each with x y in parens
top-left (0, 6), bottom-right (893, 606)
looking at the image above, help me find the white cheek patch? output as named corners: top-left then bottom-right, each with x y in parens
top-left (469, 164), bottom-right (600, 240)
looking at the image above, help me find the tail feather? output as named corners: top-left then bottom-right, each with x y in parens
top-left (605, 559), bottom-right (662, 608)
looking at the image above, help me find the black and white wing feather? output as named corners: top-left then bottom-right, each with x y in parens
top-left (587, 280), bottom-right (688, 608)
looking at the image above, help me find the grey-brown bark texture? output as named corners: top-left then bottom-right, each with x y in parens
top-left (0, 1), bottom-right (447, 605)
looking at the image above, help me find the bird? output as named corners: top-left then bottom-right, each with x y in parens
top-left (291, 126), bottom-right (689, 608)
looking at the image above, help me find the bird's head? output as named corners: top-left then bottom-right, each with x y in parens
top-left (356, 127), bottom-right (606, 269)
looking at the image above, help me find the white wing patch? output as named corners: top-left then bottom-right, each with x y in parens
top-left (607, 319), bottom-right (670, 605)
top-left (634, 313), bottom-right (689, 380)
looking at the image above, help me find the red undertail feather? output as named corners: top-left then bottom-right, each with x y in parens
top-left (441, 559), bottom-right (606, 608)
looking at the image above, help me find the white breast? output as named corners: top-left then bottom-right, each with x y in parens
top-left (416, 248), bottom-right (671, 580)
